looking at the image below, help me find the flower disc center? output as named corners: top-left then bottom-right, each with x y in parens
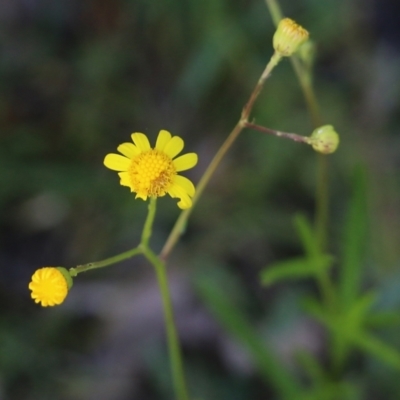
top-left (128, 149), bottom-right (176, 198)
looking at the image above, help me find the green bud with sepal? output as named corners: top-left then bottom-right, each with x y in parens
top-left (309, 125), bottom-right (340, 154)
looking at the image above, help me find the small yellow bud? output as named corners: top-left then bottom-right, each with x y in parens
top-left (309, 125), bottom-right (340, 154)
top-left (273, 18), bottom-right (309, 57)
top-left (56, 267), bottom-right (74, 290)
top-left (29, 266), bottom-right (72, 307)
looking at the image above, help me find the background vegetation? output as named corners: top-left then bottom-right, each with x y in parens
top-left (1, 0), bottom-right (400, 399)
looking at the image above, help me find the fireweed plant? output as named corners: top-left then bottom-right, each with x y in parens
top-left (29, 1), bottom-right (399, 399)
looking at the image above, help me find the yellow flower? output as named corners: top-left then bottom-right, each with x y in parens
top-left (273, 18), bottom-right (309, 57)
top-left (104, 130), bottom-right (198, 209)
top-left (29, 267), bottom-right (70, 307)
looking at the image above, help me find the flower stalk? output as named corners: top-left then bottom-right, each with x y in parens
top-left (71, 196), bottom-right (190, 400)
top-left (244, 122), bottom-right (312, 144)
top-left (160, 53), bottom-right (283, 260)
top-left (141, 197), bottom-right (189, 400)
top-left (264, 0), bottom-right (336, 311)
top-left (141, 197), bottom-right (157, 246)
top-left (143, 246), bottom-right (189, 400)
top-left (69, 247), bottom-right (142, 276)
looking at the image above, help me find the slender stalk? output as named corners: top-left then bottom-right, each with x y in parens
top-left (141, 197), bottom-right (157, 247)
top-left (69, 197), bottom-right (159, 276)
top-left (265, 0), bottom-right (283, 23)
top-left (244, 122), bottom-right (311, 145)
top-left (315, 154), bottom-right (329, 252)
top-left (293, 64), bottom-right (322, 127)
top-left (141, 198), bottom-right (189, 399)
top-left (143, 247), bottom-right (189, 400)
top-left (241, 52), bottom-right (282, 120)
top-left (264, 0), bottom-right (335, 312)
top-left (264, 0), bottom-right (327, 252)
top-left (69, 247), bottom-right (142, 276)
top-left (160, 53), bottom-right (282, 260)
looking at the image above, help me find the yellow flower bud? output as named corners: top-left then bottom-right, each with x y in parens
top-left (309, 125), bottom-right (340, 154)
top-left (29, 267), bottom-right (72, 307)
top-left (273, 18), bottom-right (309, 57)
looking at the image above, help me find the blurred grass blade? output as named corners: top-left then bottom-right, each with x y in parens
top-left (346, 291), bottom-right (376, 326)
top-left (353, 332), bottom-right (400, 370)
top-left (295, 350), bottom-right (326, 385)
top-left (365, 312), bottom-right (400, 328)
top-left (302, 296), bottom-right (333, 328)
top-left (260, 255), bottom-right (333, 286)
top-left (196, 274), bottom-right (301, 399)
top-left (340, 166), bottom-right (368, 306)
top-left (298, 382), bottom-right (361, 400)
top-left (294, 214), bottom-right (320, 260)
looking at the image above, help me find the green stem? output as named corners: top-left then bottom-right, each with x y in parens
top-left (244, 121), bottom-right (311, 145)
top-left (264, 0), bottom-right (335, 306)
top-left (265, 0), bottom-right (283, 24)
top-left (141, 197), bottom-right (157, 247)
top-left (264, 0), bottom-right (327, 251)
top-left (143, 247), bottom-right (189, 400)
top-left (160, 53), bottom-right (282, 260)
top-left (69, 247), bottom-right (142, 276)
top-left (69, 197), bottom-right (159, 277)
top-left (316, 155), bottom-right (329, 252)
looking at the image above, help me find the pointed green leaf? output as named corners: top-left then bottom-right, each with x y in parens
top-left (365, 312), bottom-right (400, 328)
top-left (195, 270), bottom-right (301, 399)
top-left (353, 332), bottom-right (400, 370)
top-left (294, 214), bottom-right (320, 260)
top-left (260, 255), bottom-right (333, 286)
top-left (295, 350), bottom-right (326, 385)
top-left (340, 166), bottom-right (368, 306)
top-left (346, 291), bottom-right (377, 328)
top-left (302, 296), bottom-right (333, 328)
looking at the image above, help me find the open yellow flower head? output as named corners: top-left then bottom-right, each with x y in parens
top-left (104, 130), bottom-right (198, 209)
top-left (29, 267), bottom-right (71, 307)
top-left (273, 18), bottom-right (309, 57)
top-left (309, 125), bottom-right (340, 154)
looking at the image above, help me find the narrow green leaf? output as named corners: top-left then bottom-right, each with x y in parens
top-left (295, 350), bottom-right (326, 385)
top-left (346, 291), bottom-right (377, 328)
top-left (302, 296), bottom-right (333, 328)
top-left (298, 381), bottom-right (360, 400)
top-left (260, 255), bottom-right (333, 286)
top-left (294, 214), bottom-right (320, 260)
top-left (365, 312), bottom-right (400, 328)
top-left (340, 166), bottom-right (368, 306)
top-left (196, 273), bottom-right (301, 399)
top-left (353, 332), bottom-right (400, 370)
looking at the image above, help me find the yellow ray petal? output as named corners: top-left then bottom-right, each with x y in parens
top-left (104, 154), bottom-right (130, 171)
top-left (155, 130), bottom-right (172, 151)
top-left (135, 193), bottom-right (148, 201)
top-left (173, 153), bottom-right (198, 171)
top-left (173, 175), bottom-right (195, 197)
top-left (164, 136), bottom-right (184, 158)
top-left (117, 142), bottom-right (141, 158)
top-left (118, 172), bottom-right (132, 188)
top-left (131, 132), bottom-right (151, 151)
top-left (168, 185), bottom-right (192, 209)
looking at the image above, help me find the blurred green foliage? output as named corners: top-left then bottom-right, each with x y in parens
top-left (2, 0), bottom-right (400, 399)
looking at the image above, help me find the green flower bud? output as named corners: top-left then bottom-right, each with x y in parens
top-left (273, 18), bottom-right (309, 57)
top-left (309, 125), bottom-right (340, 154)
